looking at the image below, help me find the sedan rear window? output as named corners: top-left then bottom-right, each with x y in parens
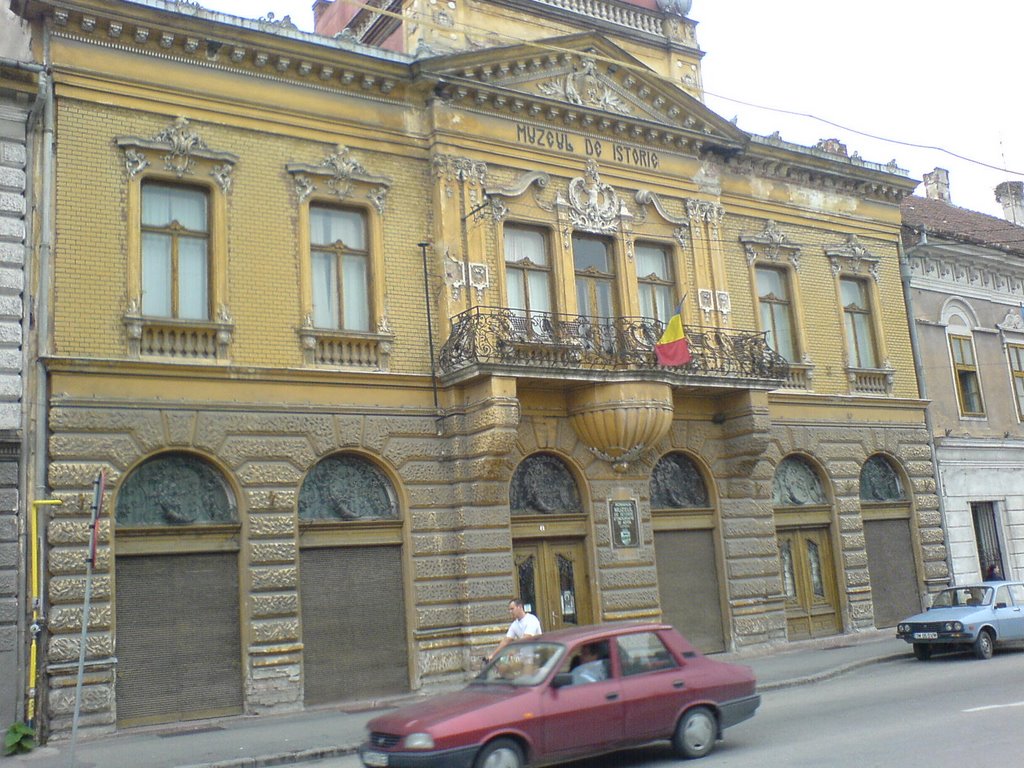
top-left (616, 632), bottom-right (678, 676)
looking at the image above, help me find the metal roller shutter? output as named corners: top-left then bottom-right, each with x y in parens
top-left (865, 518), bottom-right (921, 627)
top-left (300, 545), bottom-right (408, 705)
top-left (654, 530), bottom-right (726, 653)
top-left (115, 553), bottom-right (243, 727)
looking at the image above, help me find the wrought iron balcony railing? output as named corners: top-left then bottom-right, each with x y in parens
top-left (438, 306), bottom-right (789, 382)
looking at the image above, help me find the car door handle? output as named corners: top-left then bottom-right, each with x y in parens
top-left (673, 681), bottom-right (685, 689)
top-left (605, 692), bottom-right (619, 701)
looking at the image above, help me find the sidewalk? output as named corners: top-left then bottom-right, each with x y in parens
top-left (6, 631), bottom-right (907, 768)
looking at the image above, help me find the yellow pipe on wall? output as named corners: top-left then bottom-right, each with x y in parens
top-left (26, 499), bottom-right (62, 727)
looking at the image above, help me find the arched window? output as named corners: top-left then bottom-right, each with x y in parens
top-left (116, 452), bottom-right (236, 526)
top-left (859, 455), bottom-right (905, 502)
top-left (651, 452), bottom-right (709, 509)
top-left (773, 456), bottom-right (826, 506)
top-left (298, 454), bottom-right (398, 521)
top-left (510, 454), bottom-right (582, 515)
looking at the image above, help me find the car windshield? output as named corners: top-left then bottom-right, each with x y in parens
top-left (474, 642), bottom-right (565, 686)
top-left (931, 586), bottom-right (992, 608)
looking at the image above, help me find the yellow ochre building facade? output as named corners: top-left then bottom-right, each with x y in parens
top-left (12, 0), bottom-right (947, 737)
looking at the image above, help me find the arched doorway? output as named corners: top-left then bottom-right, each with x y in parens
top-left (297, 453), bottom-right (408, 705)
top-left (861, 454), bottom-right (921, 626)
top-left (510, 453), bottom-right (593, 632)
top-left (774, 455), bottom-right (842, 640)
top-left (650, 451), bottom-right (726, 653)
top-left (114, 452), bottom-right (242, 727)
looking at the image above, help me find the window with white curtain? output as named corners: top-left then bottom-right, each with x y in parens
top-left (310, 205), bottom-right (370, 331)
top-left (636, 243), bottom-right (675, 325)
top-left (141, 182), bottom-right (209, 319)
top-left (839, 277), bottom-right (877, 368)
top-left (756, 265), bottom-right (797, 361)
top-left (504, 225), bottom-right (552, 320)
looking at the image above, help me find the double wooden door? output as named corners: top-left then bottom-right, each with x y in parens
top-left (513, 539), bottom-right (592, 632)
top-left (778, 527), bottom-right (842, 640)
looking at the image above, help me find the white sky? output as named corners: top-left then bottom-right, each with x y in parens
top-left (195, 0), bottom-right (1024, 218)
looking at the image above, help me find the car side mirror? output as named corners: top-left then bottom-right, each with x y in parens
top-left (995, 602), bottom-right (1008, 609)
top-left (551, 672), bottom-right (574, 689)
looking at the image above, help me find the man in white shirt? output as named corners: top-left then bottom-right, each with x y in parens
top-left (487, 599), bottom-right (542, 661)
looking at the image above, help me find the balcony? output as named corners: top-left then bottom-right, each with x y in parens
top-left (438, 306), bottom-right (789, 390)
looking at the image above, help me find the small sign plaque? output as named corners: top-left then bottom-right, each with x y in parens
top-left (609, 499), bottom-right (640, 549)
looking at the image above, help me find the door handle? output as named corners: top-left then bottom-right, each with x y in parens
top-left (673, 680), bottom-right (685, 689)
top-left (605, 692), bottom-right (619, 701)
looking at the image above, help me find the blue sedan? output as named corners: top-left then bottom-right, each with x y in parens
top-left (896, 581), bottom-right (1024, 660)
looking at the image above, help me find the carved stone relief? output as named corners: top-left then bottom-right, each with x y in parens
top-left (826, 234), bottom-right (879, 282)
top-left (537, 57), bottom-right (631, 116)
top-left (116, 116), bottom-right (239, 192)
top-left (741, 219), bottom-right (802, 270)
top-left (557, 159), bottom-right (628, 234)
top-left (286, 145), bottom-right (391, 213)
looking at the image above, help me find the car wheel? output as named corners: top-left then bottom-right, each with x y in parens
top-left (474, 738), bottom-right (524, 768)
top-left (912, 643), bottom-right (932, 661)
top-left (673, 706), bottom-right (717, 760)
top-left (973, 629), bottom-right (994, 660)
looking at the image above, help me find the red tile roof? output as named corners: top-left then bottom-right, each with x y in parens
top-left (901, 195), bottom-right (1024, 257)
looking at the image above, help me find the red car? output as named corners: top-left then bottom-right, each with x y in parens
top-left (360, 622), bottom-right (759, 767)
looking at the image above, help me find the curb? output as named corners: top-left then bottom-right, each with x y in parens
top-left (756, 651), bottom-right (906, 692)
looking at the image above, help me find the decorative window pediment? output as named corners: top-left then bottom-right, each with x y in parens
top-left (741, 219), bottom-right (801, 270)
top-left (116, 116), bottom-right (239, 192)
top-left (287, 144), bottom-right (391, 214)
top-left (826, 234), bottom-right (879, 282)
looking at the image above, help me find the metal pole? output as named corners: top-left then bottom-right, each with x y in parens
top-left (419, 242), bottom-right (440, 415)
top-left (69, 471), bottom-right (104, 768)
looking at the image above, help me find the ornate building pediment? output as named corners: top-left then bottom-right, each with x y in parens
top-left (421, 34), bottom-right (746, 151)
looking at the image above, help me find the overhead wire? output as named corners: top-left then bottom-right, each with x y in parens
top-left (313, 1), bottom-right (1022, 181)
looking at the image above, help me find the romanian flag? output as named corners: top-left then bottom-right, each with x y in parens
top-left (655, 299), bottom-right (691, 366)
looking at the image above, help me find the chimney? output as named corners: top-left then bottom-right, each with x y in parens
top-left (922, 167), bottom-right (951, 202)
top-left (995, 181), bottom-right (1024, 225)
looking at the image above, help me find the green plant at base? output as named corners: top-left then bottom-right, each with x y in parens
top-left (4, 721), bottom-right (36, 755)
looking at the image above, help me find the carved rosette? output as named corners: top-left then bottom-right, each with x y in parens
top-left (568, 382), bottom-right (674, 472)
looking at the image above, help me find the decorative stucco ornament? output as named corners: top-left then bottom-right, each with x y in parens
top-left (565, 159), bottom-right (624, 234)
top-left (656, 0), bottom-right (692, 16)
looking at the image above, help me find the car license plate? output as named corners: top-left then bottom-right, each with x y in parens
top-left (362, 750), bottom-right (388, 767)
top-left (913, 632), bottom-right (938, 640)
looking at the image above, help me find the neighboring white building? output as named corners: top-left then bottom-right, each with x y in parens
top-left (902, 169), bottom-right (1024, 584)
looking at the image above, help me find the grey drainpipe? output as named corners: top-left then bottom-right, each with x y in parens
top-left (899, 230), bottom-right (955, 598)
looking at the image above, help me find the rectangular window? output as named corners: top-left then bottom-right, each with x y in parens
top-left (971, 501), bottom-right (1003, 577)
top-left (950, 334), bottom-right (984, 415)
top-left (573, 234), bottom-right (615, 319)
top-left (1008, 344), bottom-right (1024, 420)
top-left (756, 266), bottom-right (796, 361)
top-left (504, 225), bottom-right (552, 329)
top-left (636, 243), bottom-right (675, 325)
top-left (141, 183), bottom-right (209, 319)
top-left (839, 277), bottom-right (877, 368)
top-left (310, 205), bottom-right (369, 331)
